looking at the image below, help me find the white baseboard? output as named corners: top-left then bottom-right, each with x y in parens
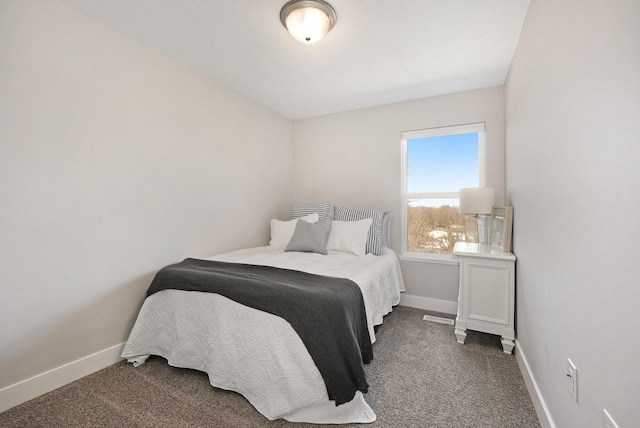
top-left (0, 342), bottom-right (126, 413)
top-left (515, 340), bottom-right (555, 428)
top-left (399, 293), bottom-right (457, 315)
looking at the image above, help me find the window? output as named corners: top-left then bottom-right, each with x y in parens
top-left (401, 123), bottom-right (486, 259)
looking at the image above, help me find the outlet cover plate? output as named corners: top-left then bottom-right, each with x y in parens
top-left (567, 359), bottom-right (578, 401)
top-left (603, 409), bottom-right (619, 428)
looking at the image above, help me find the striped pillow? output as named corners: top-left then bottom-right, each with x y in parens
top-left (333, 206), bottom-right (384, 255)
top-left (291, 201), bottom-right (331, 220)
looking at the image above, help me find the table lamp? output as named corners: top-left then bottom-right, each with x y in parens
top-left (459, 187), bottom-right (495, 245)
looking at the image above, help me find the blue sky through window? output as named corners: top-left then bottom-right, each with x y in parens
top-left (407, 132), bottom-right (479, 194)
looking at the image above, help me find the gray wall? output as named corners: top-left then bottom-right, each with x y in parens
top-left (505, 0), bottom-right (640, 426)
top-left (292, 87), bottom-right (506, 313)
top-left (0, 0), bottom-right (293, 390)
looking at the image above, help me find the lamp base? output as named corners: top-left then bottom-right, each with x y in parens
top-left (476, 214), bottom-right (491, 246)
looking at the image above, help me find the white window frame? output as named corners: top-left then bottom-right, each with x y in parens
top-left (400, 122), bottom-right (487, 263)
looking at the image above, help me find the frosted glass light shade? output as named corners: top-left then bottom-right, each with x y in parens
top-left (459, 187), bottom-right (496, 215)
top-left (280, 0), bottom-right (336, 44)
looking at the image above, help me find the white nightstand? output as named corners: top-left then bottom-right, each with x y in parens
top-left (453, 242), bottom-right (516, 354)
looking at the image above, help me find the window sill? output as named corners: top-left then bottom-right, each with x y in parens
top-left (398, 253), bottom-right (459, 266)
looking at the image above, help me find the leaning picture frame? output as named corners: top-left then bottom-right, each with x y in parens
top-left (490, 206), bottom-right (513, 252)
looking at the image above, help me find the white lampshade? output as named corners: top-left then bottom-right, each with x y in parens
top-left (459, 187), bottom-right (495, 215)
top-left (280, 0), bottom-right (336, 44)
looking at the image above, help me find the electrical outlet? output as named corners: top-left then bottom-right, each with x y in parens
top-left (603, 409), bottom-right (619, 428)
top-left (567, 359), bottom-right (578, 401)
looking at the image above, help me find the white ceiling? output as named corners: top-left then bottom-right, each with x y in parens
top-left (59, 0), bottom-right (530, 120)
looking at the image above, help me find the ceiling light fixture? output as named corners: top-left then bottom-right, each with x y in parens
top-left (280, 0), bottom-right (337, 44)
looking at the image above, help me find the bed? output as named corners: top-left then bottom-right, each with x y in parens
top-left (121, 205), bottom-right (405, 424)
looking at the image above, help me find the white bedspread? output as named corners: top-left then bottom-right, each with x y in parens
top-left (121, 246), bottom-right (405, 424)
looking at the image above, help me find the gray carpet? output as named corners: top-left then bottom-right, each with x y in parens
top-left (0, 306), bottom-right (540, 427)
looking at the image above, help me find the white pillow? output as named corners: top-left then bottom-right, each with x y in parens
top-left (333, 206), bottom-right (384, 255)
top-left (269, 213), bottom-right (319, 249)
top-left (326, 218), bottom-right (373, 256)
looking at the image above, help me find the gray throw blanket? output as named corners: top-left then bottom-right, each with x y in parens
top-left (146, 258), bottom-right (373, 406)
